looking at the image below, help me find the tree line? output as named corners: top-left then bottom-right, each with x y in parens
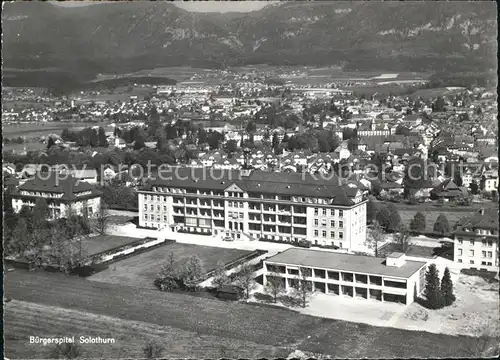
top-left (4, 198), bottom-right (111, 273)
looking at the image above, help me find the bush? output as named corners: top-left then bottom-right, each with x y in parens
top-left (254, 292), bottom-right (274, 302)
top-left (143, 340), bottom-right (164, 359)
top-left (49, 342), bottom-right (82, 359)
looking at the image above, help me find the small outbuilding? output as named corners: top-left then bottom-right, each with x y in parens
top-left (216, 285), bottom-right (244, 301)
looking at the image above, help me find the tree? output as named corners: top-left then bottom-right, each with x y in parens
top-left (376, 205), bottom-right (392, 230)
top-left (470, 181), bottom-right (479, 195)
top-left (433, 214), bottom-right (450, 235)
top-left (265, 275), bottom-right (286, 303)
top-left (155, 252), bottom-right (179, 291)
top-left (366, 221), bottom-right (385, 257)
top-left (33, 198), bottom-right (50, 228)
top-left (410, 212), bottom-right (426, 233)
top-left (212, 260), bottom-right (230, 288)
top-left (272, 132), bottom-right (280, 153)
top-left (179, 255), bottom-right (205, 289)
top-left (44, 224), bottom-right (87, 274)
top-left (5, 218), bottom-right (31, 258)
top-left (440, 267), bottom-right (456, 307)
top-left (98, 126), bottom-right (108, 147)
top-left (92, 200), bottom-right (111, 235)
top-left (366, 199), bottom-right (379, 223)
top-left (394, 225), bottom-right (412, 254)
top-left (423, 263), bottom-right (443, 309)
top-left (293, 267), bottom-right (313, 308)
top-left (234, 263), bottom-right (256, 299)
top-left (24, 228), bottom-right (51, 269)
top-left (143, 340), bottom-right (164, 359)
top-left (386, 203), bottom-right (402, 231)
top-left (47, 136), bottom-right (56, 150)
top-left (224, 139), bottom-right (238, 154)
top-left (133, 132), bottom-right (146, 150)
top-left (432, 96), bottom-right (446, 112)
top-left (49, 342), bottom-right (82, 359)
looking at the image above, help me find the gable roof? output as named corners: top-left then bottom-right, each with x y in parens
top-left (146, 168), bottom-right (357, 206)
top-left (14, 172), bottom-right (102, 201)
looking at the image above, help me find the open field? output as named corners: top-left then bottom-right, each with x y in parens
top-left (4, 300), bottom-right (287, 359)
top-left (399, 210), bottom-right (471, 234)
top-left (83, 235), bottom-right (141, 257)
top-left (2, 121), bottom-right (114, 139)
top-left (2, 141), bottom-right (46, 153)
top-left (4, 269), bottom-right (489, 358)
top-left (87, 242), bottom-right (252, 288)
top-left (378, 243), bottom-right (443, 259)
top-left (95, 67), bottom-right (214, 82)
top-left (409, 87), bottom-right (466, 100)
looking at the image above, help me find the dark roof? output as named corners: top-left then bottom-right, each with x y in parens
top-left (146, 168), bottom-right (358, 206)
top-left (455, 208), bottom-right (499, 232)
top-left (431, 179), bottom-right (460, 193)
top-left (14, 172), bottom-right (101, 201)
top-left (265, 248), bottom-right (426, 278)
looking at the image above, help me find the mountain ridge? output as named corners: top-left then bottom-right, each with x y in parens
top-left (2, 1), bottom-right (497, 76)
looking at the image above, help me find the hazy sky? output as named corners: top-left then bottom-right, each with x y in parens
top-left (52, 1), bottom-right (274, 12)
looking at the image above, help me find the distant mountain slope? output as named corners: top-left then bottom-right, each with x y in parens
top-left (2, 1), bottom-right (497, 75)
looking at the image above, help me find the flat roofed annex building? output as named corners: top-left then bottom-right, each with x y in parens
top-left (263, 248), bottom-right (428, 305)
top-left (11, 172), bottom-right (102, 219)
top-left (454, 208), bottom-right (499, 272)
top-left (137, 168), bottom-right (367, 250)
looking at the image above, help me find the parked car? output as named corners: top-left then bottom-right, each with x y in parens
top-left (223, 236), bottom-right (234, 242)
top-left (297, 239), bottom-right (312, 248)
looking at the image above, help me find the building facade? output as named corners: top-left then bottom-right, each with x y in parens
top-left (453, 208), bottom-right (499, 272)
top-left (137, 168), bottom-right (367, 250)
top-left (11, 173), bottom-right (102, 219)
top-left (263, 248), bottom-right (427, 305)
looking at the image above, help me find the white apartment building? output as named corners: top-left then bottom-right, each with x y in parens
top-left (137, 168), bottom-right (367, 250)
top-left (11, 172), bottom-right (102, 219)
top-left (454, 208), bottom-right (499, 272)
top-left (263, 248), bottom-right (427, 305)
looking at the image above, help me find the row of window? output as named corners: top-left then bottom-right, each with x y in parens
top-left (457, 249), bottom-right (494, 258)
top-left (145, 204), bottom-right (168, 212)
top-left (314, 208), bottom-right (344, 217)
top-left (144, 214), bottom-right (167, 221)
top-left (314, 230), bottom-right (344, 239)
top-left (457, 239), bottom-right (495, 247)
top-left (228, 201), bottom-right (244, 208)
top-left (147, 190), bottom-right (348, 206)
top-left (457, 259), bottom-right (494, 266)
top-left (314, 219), bottom-right (343, 228)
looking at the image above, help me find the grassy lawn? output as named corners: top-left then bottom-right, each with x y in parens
top-left (398, 210), bottom-right (470, 233)
top-left (83, 235), bottom-right (141, 257)
top-left (87, 242), bottom-right (252, 289)
top-left (378, 243), bottom-right (442, 259)
top-left (4, 300), bottom-right (286, 359)
top-left (4, 270), bottom-right (484, 358)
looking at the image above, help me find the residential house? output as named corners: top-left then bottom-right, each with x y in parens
top-left (3, 163), bottom-right (16, 175)
top-left (482, 169), bottom-right (499, 193)
top-left (453, 208), bottom-right (498, 272)
top-left (11, 172), bottom-right (102, 219)
top-left (430, 179), bottom-right (467, 201)
top-left (114, 137), bottom-right (127, 149)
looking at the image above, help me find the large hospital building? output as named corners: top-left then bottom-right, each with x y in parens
top-left (263, 248), bottom-right (428, 305)
top-left (137, 168), bottom-right (367, 250)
